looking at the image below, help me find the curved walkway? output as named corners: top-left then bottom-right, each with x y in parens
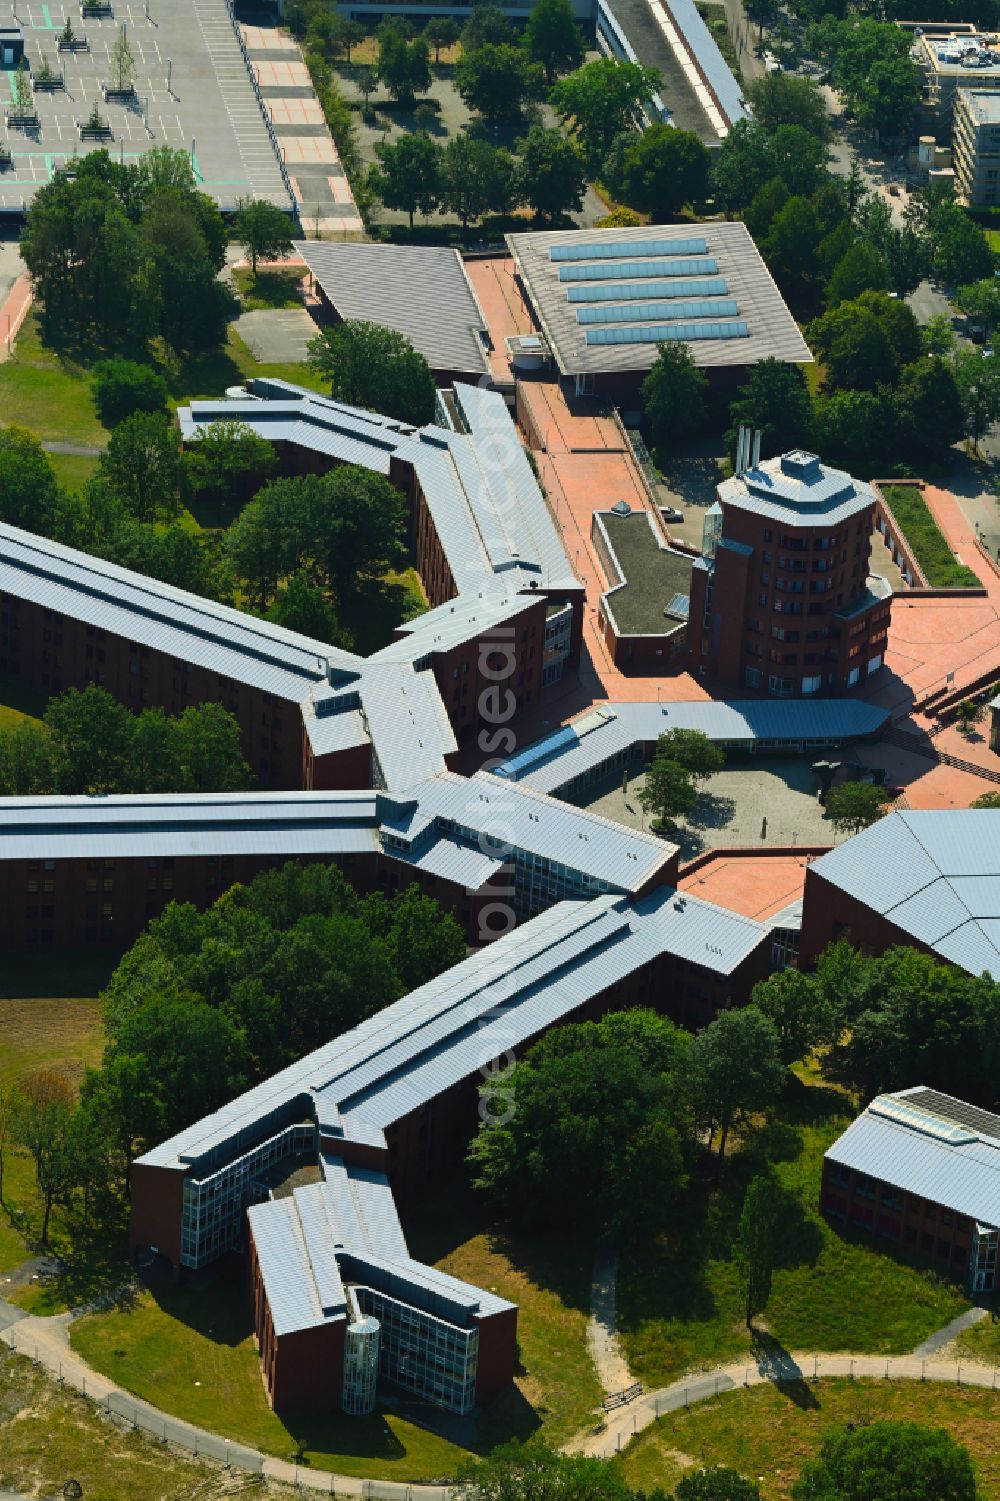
top-left (3, 1293), bottom-right (1000, 1496)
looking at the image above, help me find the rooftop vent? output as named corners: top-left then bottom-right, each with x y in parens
top-left (780, 451), bottom-right (822, 481)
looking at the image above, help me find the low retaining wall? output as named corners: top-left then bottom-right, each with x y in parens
top-left (871, 480), bottom-right (928, 588)
top-left (678, 844), bottom-right (832, 880)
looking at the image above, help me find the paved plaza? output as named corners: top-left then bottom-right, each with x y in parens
top-left (0, 0), bottom-right (289, 212)
top-left (585, 755), bottom-right (843, 859)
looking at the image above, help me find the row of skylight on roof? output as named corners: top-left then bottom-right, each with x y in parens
top-left (870, 1096), bottom-right (977, 1145)
top-left (577, 298), bottom-right (739, 326)
top-left (585, 320), bottom-right (749, 346)
top-left (567, 276), bottom-right (729, 304)
top-left (549, 236), bottom-right (708, 262)
top-left (559, 258), bottom-right (717, 284)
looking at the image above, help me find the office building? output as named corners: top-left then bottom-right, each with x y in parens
top-left (953, 88), bottom-right (1000, 205)
top-left (822, 1087), bottom-right (999, 1291)
top-left (685, 449), bottom-right (892, 698)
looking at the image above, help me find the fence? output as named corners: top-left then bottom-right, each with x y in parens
top-left (5, 1329), bottom-right (455, 1501)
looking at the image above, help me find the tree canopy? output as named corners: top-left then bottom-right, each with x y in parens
top-left (99, 863), bottom-right (467, 1143)
top-left (21, 148), bottom-right (235, 354)
top-left (307, 319), bottom-right (437, 425)
top-left (0, 685), bottom-right (252, 798)
top-left (551, 58), bottom-right (661, 171)
top-left (615, 126), bottom-right (710, 220)
top-left (523, 0), bottom-right (584, 83)
top-left (791, 1420), bottom-right (980, 1501)
top-left (468, 1010), bottom-right (692, 1236)
top-left (455, 43), bottom-right (543, 123)
top-left (641, 342), bottom-right (709, 451)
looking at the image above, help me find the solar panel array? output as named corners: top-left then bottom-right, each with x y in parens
top-left (547, 233), bottom-right (752, 352)
top-left (567, 276), bottom-right (729, 303)
top-left (577, 298), bottom-right (739, 325)
top-left (550, 236), bottom-right (708, 262)
top-left (586, 320), bottom-right (748, 346)
top-left (558, 258), bottom-right (718, 283)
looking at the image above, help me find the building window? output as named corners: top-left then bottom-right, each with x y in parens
top-left (744, 666), bottom-right (762, 688)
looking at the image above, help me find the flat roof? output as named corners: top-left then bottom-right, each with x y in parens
top-left (294, 241), bottom-right (491, 379)
top-left (826, 1086), bottom-right (1000, 1229)
top-left (0, 0), bottom-right (291, 214)
top-left (961, 89), bottom-right (1000, 121)
top-left (808, 809), bottom-right (1000, 977)
top-left (920, 30), bottom-right (1000, 74)
top-left (599, 510), bottom-right (694, 636)
top-left (506, 223), bottom-right (812, 378)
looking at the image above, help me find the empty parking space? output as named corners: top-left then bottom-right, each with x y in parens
top-left (0, 0), bottom-right (290, 212)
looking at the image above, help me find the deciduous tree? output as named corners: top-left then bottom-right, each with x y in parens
top-left (734, 1170), bottom-right (782, 1327)
top-left (368, 132), bottom-right (441, 229)
top-left (689, 1007), bottom-right (785, 1160)
top-left (516, 124), bottom-right (586, 223)
top-left (455, 43), bottom-right (543, 123)
top-left (641, 342), bottom-right (709, 451)
top-left (791, 1420), bottom-right (979, 1501)
top-left (551, 57), bottom-right (661, 171)
top-left (233, 197), bottom-right (295, 278)
top-left (523, 0), bottom-right (584, 83)
top-left (307, 319), bottom-right (437, 425)
top-left (617, 125), bottom-right (710, 219)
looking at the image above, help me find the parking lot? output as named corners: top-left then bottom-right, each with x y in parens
top-left (0, 0), bottom-right (289, 211)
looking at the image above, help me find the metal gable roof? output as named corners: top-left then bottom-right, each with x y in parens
top-left (811, 811), bottom-right (1000, 976)
top-left (0, 521), bottom-right (360, 702)
top-left (492, 698), bottom-right (890, 795)
top-left (826, 1106), bottom-right (1000, 1229)
top-left (293, 240), bottom-right (491, 378)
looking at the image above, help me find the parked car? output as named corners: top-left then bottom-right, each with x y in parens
top-left (659, 506), bottom-right (684, 523)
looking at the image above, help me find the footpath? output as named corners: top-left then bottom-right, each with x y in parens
top-left (3, 1292), bottom-right (999, 1498)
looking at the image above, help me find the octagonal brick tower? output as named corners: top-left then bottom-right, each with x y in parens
top-left (686, 450), bottom-right (892, 698)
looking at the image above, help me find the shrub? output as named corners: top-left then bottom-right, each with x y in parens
top-left (92, 358), bottom-right (169, 427)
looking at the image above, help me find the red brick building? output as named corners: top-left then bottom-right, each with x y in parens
top-left (686, 451), bottom-right (892, 698)
top-left (821, 1088), bottom-right (999, 1292)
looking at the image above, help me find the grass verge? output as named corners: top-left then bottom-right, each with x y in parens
top-left (71, 1185), bottom-right (603, 1476)
top-left (956, 1315), bottom-right (1000, 1365)
top-left (880, 483), bottom-right (981, 589)
top-left (613, 1378), bottom-right (1000, 1500)
top-left (619, 1113), bottom-right (969, 1388)
top-left (232, 265), bottom-right (306, 310)
top-left (0, 1347), bottom-right (240, 1501)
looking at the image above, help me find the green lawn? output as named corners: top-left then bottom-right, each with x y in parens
top-left (232, 264), bottom-right (306, 310)
top-left (619, 1115), bottom-right (969, 1388)
top-left (613, 1378), bottom-right (1000, 1500)
top-left (956, 1314), bottom-right (1000, 1364)
top-left (71, 1185), bottom-right (603, 1476)
top-left (46, 450), bottom-right (100, 494)
top-left (880, 483), bottom-right (981, 589)
top-left (0, 1347), bottom-right (224, 1501)
top-left (0, 314), bottom-right (109, 447)
top-left (0, 313), bottom-right (329, 455)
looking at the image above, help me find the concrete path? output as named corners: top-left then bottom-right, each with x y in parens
top-left (570, 1348), bottom-right (1000, 1460)
top-left (913, 1305), bottom-right (990, 1358)
top-left (586, 1255), bottom-right (635, 1395)
top-left (4, 1287), bottom-right (999, 1494)
top-left (42, 440), bottom-right (102, 458)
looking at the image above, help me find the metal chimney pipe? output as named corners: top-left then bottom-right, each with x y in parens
top-left (751, 430), bottom-right (761, 469)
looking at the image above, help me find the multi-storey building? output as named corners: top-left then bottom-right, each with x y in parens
top-left (822, 1087), bottom-right (999, 1292)
top-left (913, 27), bottom-right (1000, 132)
top-left (686, 450), bottom-right (892, 698)
top-left (953, 88), bottom-right (1000, 205)
top-left (131, 880), bottom-right (774, 1413)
